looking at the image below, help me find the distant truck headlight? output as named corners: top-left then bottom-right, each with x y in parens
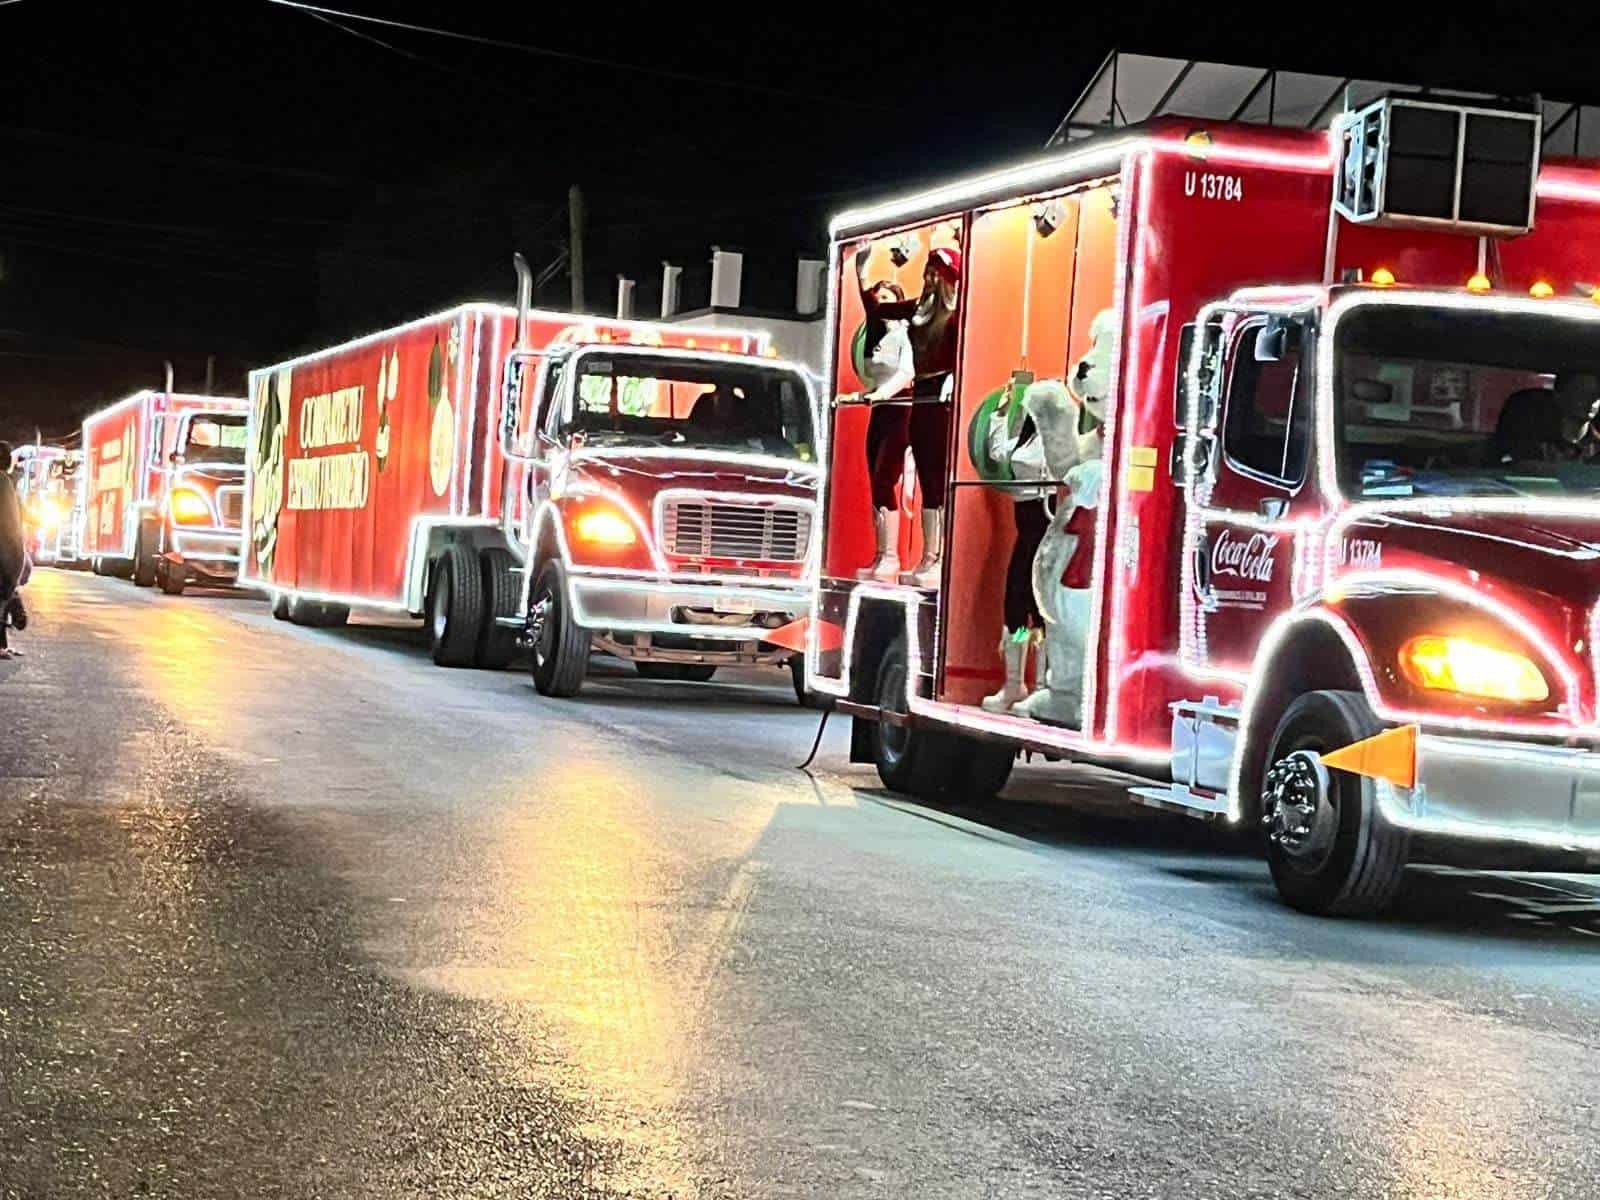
top-left (170, 487), bottom-right (215, 526)
top-left (1398, 634), bottom-right (1549, 704)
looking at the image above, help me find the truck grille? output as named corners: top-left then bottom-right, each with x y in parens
top-left (217, 487), bottom-right (244, 528)
top-left (661, 498), bottom-right (811, 562)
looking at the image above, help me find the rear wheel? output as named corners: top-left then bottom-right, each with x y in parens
top-left (476, 547), bottom-right (520, 670)
top-left (529, 559), bottom-right (590, 697)
top-left (1260, 690), bottom-right (1410, 917)
top-left (271, 591), bottom-right (291, 621)
top-left (872, 635), bottom-right (1013, 800)
top-left (428, 543), bottom-right (484, 668)
top-left (131, 523), bottom-right (157, 587)
top-left (636, 662), bottom-right (716, 682)
top-left (288, 596), bottom-right (348, 627)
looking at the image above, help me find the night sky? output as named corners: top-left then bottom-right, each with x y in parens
top-left (2, 0), bottom-right (1594, 440)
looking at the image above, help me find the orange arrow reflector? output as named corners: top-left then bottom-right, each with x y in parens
top-left (1319, 724), bottom-right (1418, 789)
top-left (763, 617), bottom-right (843, 654)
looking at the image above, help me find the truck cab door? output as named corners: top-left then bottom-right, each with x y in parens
top-left (1185, 312), bottom-right (1312, 674)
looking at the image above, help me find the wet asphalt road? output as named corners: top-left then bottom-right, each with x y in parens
top-left (3, 568), bottom-right (1600, 1198)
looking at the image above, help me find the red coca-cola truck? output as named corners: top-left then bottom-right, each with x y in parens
top-left (243, 288), bottom-right (819, 698)
top-left (80, 390), bottom-right (250, 592)
top-left (808, 93), bottom-right (1600, 914)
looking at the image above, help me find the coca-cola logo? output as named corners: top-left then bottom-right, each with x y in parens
top-left (1211, 529), bottom-right (1279, 582)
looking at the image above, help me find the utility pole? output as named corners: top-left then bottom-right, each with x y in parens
top-left (568, 184), bottom-right (586, 313)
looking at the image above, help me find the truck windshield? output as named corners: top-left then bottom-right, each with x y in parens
top-left (568, 355), bottom-right (815, 461)
top-left (185, 414), bottom-right (248, 465)
top-left (1335, 304), bottom-right (1600, 499)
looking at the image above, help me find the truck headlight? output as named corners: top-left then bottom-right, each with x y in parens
top-left (1398, 635), bottom-right (1549, 704)
top-left (573, 508), bottom-right (637, 547)
top-left (170, 488), bottom-right (214, 526)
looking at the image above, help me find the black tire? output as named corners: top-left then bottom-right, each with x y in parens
top-left (959, 740), bottom-right (1016, 801)
top-left (427, 543), bottom-right (484, 668)
top-left (91, 556), bottom-right (107, 576)
top-left (476, 547), bottom-right (520, 670)
top-left (871, 635), bottom-right (1014, 801)
top-left (871, 635), bottom-right (961, 798)
top-left (1260, 690), bottom-right (1410, 917)
top-left (790, 654), bottom-right (831, 710)
top-left (287, 595), bottom-right (347, 627)
top-left (529, 559), bottom-right (590, 697)
top-left (272, 591), bottom-right (292, 621)
top-left (132, 523), bottom-right (157, 587)
top-left (158, 562), bottom-right (186, 595)
top-left (636, 662), bottom-right (717, 682)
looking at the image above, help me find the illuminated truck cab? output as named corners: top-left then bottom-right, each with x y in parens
top-left (153, 409), bottom-right (249, 593)
top-left (806, 94), bottom-right (1600, 915)
top-left (80, 389), bottom-right (248, 592)
top-left (510, 342), bottom-right (819, 698)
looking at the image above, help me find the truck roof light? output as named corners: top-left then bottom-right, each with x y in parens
top-left (1530, 280), bottom-right (1555, 298)
top-left (1370, 267), bottom-right (1396, 287)
top-left (1466, 272), bottom-right (1492, 293)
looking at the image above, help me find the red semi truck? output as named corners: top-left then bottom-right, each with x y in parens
top-left (80, 390), bottom-right (250, 592)
top-left (808, 94), bottom-right (1600, 914)
top-left (243, 292), bottom-right (819, 697)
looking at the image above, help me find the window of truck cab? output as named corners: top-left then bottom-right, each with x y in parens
top-left (564, 353), bottom-right (816, 462)
top-left (183, 414), bottom-right (248, 465)
top-left (1333, 303), bottom-right (1600, 499)
top-left (1219, 319), bottom-right (1310, 490)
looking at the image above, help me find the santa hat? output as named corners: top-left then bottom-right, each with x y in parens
top-left (927, 247), bottom-right (962, 284)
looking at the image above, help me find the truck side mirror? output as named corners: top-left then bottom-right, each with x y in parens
top-left (1254, 315), bottom-right (1303, 363)
top-left (169, 451), bottom-right (183, 465)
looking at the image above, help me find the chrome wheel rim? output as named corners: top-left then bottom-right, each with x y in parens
top-left (1262, 749), bottom-right (1339, 869)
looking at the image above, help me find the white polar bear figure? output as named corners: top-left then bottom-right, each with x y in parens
top-left (1011, 310), bottom-right (1114, 725)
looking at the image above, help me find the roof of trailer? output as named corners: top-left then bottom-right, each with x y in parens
top-left (1051, 51), bottom-right (1600, 157)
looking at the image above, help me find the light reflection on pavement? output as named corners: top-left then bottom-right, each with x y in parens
top-left (4, 567), bottom-right (1600, 1199)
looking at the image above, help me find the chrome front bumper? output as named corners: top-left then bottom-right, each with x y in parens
top-left (568, 573), bottom-right (810, 642)
top-left (170, 529), bottom-right (241, 579)
top-left (1382, 734), bottom-right (1600, 852)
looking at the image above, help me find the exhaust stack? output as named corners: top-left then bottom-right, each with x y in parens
top-left (513, 252), bottom-right (533, 348)
top-left (164, 360), bottom-right (174, 397)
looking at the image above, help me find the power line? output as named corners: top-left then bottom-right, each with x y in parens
top-left (262, 0), bottom-right (888, 111)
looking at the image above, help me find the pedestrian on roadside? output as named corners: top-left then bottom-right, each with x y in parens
top-left (0, 441), bottom-right (29, 659)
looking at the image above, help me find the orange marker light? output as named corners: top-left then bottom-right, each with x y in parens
top-left (1466, 272), bottom-right (1492, 293)
top-left (574, 509), bottom-right (636, 547)
top-left (1530, 280), bottom-right (1555, 299)
top-left (1371, 267), bottom-right (1396, 287)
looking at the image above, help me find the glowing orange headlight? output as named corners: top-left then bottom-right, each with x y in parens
top-left (1398, 635), bottom-right (1549, 704)
top-left (573, 508), bottom-right (636, 547)
top-left (169, 488), bottom-right (213, 525)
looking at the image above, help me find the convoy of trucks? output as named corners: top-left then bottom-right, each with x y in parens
top-left (31, 82), bottom-right (1600, 915)
top-left (10, 443), bottom-right (77, 565)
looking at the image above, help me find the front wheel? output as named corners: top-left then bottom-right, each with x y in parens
top-left (1260, 690), bottom-right (1410, 917)
top-left (790, 654), bottom-right (829, 710)
top-left (529, 559), bottom-right (590, 697)
top-left (158, 561), bottom-right (186, 595)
